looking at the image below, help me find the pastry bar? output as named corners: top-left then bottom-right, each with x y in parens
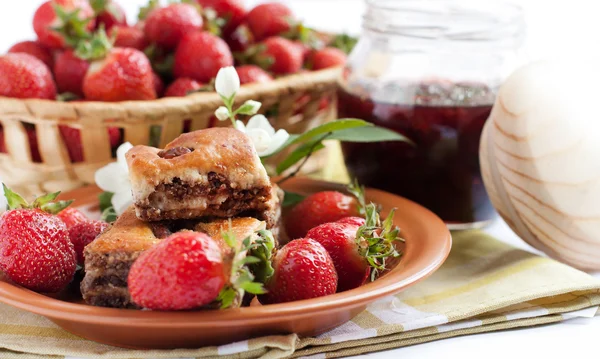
top-left (126, 127), bottom-right (273, 222)
top-left (81, 207), bottom-right (271, 309)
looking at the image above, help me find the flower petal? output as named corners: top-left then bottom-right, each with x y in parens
top-left (235, 120), bottom-right (246, 132)
top-left (215, 106), bottom-right (230, 121)
top-left (215, 66), bottom-right (240, 99)
top-left (246, 128), bottom-right (272, 155)
top-left (111, 187), bottom-right (133, 215)
top-left (116, 142), bottom-right (133, 171)
top-left (265, 129), bottom-right (290, 156)
top-left (247, 114), bottom-right (275, 136)
top-left (95, 163), bottom-right (130, 193)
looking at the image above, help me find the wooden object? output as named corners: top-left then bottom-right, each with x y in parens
top-left (480, 60), bottom-right (600, 270)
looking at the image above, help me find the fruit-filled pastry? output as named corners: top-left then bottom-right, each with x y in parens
top-left (126, 127), bottom-right (273, 222)
top-left (81, 207), bottom-right (272, 309)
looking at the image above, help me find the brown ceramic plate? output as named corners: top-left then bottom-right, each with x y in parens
top-left (0, 178), bottom-right (451, 349)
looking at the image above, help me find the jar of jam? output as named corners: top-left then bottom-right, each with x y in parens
top-left (338, 0), bottom-right (525, 229)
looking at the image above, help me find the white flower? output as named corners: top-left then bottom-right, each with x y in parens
top-left (235, 115), bottom-right (290, 157)
top-left (94, 142), bottom-right (134, 215)
top-left (0, 179), bottom-right (6, 214)
top-left (215, 66), bottom-right (240, 100)
top-left (215, 106), bottom-right (230, 121)
top-left (239, 100), bottom-right (261, 115)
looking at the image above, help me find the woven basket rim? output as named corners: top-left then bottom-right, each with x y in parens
top-left (0, 68), bottom-right (342, 119)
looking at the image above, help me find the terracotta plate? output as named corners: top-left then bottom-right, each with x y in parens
top-left (0, 178), bottom-right (451, 349)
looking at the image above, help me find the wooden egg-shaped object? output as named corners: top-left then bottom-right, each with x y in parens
top-left (480, 60), bottom-right (600, 270)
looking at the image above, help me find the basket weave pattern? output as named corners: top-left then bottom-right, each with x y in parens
top-left (0, 68), bottom-right (341, 197)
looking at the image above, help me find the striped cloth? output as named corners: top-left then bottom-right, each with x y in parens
top-left (1, 230), bottom-right (599, 359)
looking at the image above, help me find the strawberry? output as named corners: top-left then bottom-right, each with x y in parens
top-left (312, 47), bottom-right (347, 70)
top-left (255, 37), bottom-right (303, 75)
top-left (69, 220), bottom-right (109, 264)
top-left (59, 125), bottom-right (121, 162)
top-left (0, 53), bottom-right (57, 100)
top-left (174, 31), bottom-right (233, 82)
top-left (227, 24), bottom-right (254, 52)
top-left (259, 238), bottom-right (337, 304)
top-left (307, 206), bottom-right (404, 292)
top-left (128, 231), bottom-right (227, 310)
top-left (286, 191), bottom-right (360, 240)
top-left (8, 41), bottom-right (54, 69)
top-left (337, 216), bottom-right (366, 227)
top-left (144, 3), bottom-right (204, 50)
top-left (0, 186), bottom-right (76, 293)
top-left (25, 125), bottom-right (43, 163)
top-left (164, 77), bottom-right (202, 97)
top-left (33, 0), bottom-right (96, 49)
top-left (82, 47), bottom-right (156, 101)
top-left (111, 25), bottom-right (148, 50)
top-left (196, 0), bottom-right (246, 35)
top-left (54, 50), bottom-right (90, 97)
top-left (91, 0), bottom-right (127, 31)
top-left (152, 72), bottom-right (165, 97)
top-left (57, 207), bottom-right (88, 229)
top-left (236, 65), bottom-right (273, 85)
top-left (246, 2), bottom-right (294, 41)
top-left (0, 126), bottom-right (6, 154)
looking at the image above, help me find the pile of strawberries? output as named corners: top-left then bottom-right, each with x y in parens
top-left (0, 0), bottom-right (349, 163)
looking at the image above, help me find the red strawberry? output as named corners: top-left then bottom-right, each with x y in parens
top-left (174, 32), bottom-right (233, 82)
top-left (152, 72), bottom-right (165, 97)
top-left (164, 77), bottom-right (202, 97)
top-left (25, 125), bottom-right (43, 163)
top-left (256, 37), bottom-right (303, 75)
top-left (8, 41), bottom-right (54, 69)
top-left (83, 47), bottom-right (156, 101)
top-left (144, 3), bottom-right (204, 50)
top-left (337, 216), bottom-right (366, 227)
top-left (227, 24), bottom-right (254, 52)
top-left (0, 187), bottom-right (76, 293)
top-left (111, 25), bottom-right (148, 50)
top-left (0, 126), bottom-right (6, 154)
top-left (306, 207), bottom-right (403, 292)
top-left (246, 2), bottom-right (294, 41)
top-left (196, 0), bottom-right (246, 35)
top-left (286, 191), bottom-right (359, 240)
top-left (59, 125), bottom-right (121, 162)
top-left (57, 207), bottom-right (88, 229)
top-left (236, 65), bottom-right (273, 85)
top-left (0, 53), bottom-right (57, 100)
top-left (54, 50), bottom-right (90, 97)
top-left (33, 0), bottom-right (96, 49)
top-left (259, 238), bottom-right (337, 304)
top-left (91, 0), bottom-right (127, 31)
top-left (312, 47), bottom-right (347, 70)
top-left (128, 231), bottom-right (227, 310)
top-left (69, 220), bottom-right (109, 264)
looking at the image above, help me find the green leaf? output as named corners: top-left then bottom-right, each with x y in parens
top-left (239, 281), bottom-right (266, 295)
top-left (248, 230), bottom-right (275, 284)
top-left (242, 256), bottom-right (261, 265)
top-left (98, 192), bottom-right (114, 212)
top-left (331, 33), bottom-right (358, 54)
top-left (287, 119), bottom-right (370, 147)
top-left (75, 25), bottom-right (114, 61)
top-left (138, 0), bottom-right (159, 20)
top-left (41, 200), bottom-right (74, 215)
top-left (217, 286), bottom-right (238, 309)
top-left (101, 207), bottom-right (118, 223)
top-left (328, 126), bottom-right (413, 145)
top-left (32, 191), bottom-right (60, 208)
top-left (3, 184), bottom-right (29, 209)
top-left (56, 92), bottom-right (80, 102)
top-left (282, 191), bottom-right (305, 208)
top-left (276, 139), bottom-right (326, 175)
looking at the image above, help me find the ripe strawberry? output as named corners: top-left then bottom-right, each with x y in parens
top-left (83, 47), bottom-right (156, 101)
top-left (306, 207), bottom-right (404, 292)
top-left (54, 50), bottom-right (89, 97)
top-left (25, 125), bottom-right (43, 163)
top-left (337, 216), bottom-right (366, 227)
top-left (246, 2), bottom-right (294, 41)
top-left (164, 77), bottom-right (202, 97)
top-left (91, 0), bottom-right (127, 31)
top-left (0, 186), bottom-right (76, 293)
top-left (69, 220), bottom-right (109, 264)
top-left (57, 207), bottom-right (88, 229)
top-left (111, 25), bottom-right (148, 50)
top-left (33, 0), bottom-right (96, 49)
top-left (0, 126), bottom-right (6, 153)
top-left (59, 126), bottom-right (121, 162)
top-left (128, 231), bottom-right (227, 310)
top-left (196, 0), bottom-right (246, 35)
top-left (227, 24), bottom-right (254, 52)
top-left (8, 41), bottom-right (54, 69)
top-left (0, 53), bottom-right (57, 100)
top-left (312, 47), bottom-right (347, 70)
top-left (144, 3), bottom-right (204, 50)
top-left (255, 37), bottom-right (303, 75)
top-left (259, 238), bottom-right (337, 304)
top-left (286, 191), bottom-right (359, 240)
top-left (236, 65), bottom-right (273, 85)
top-left (174, 32), bottom-right (233, 82)
top-left (152, 72), bottom-right (165, 97)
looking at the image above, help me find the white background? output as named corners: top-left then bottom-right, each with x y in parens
top-left (2, 1), bottom-right (600, 358)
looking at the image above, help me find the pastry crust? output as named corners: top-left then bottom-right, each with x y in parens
top-left (126, 128), bottom-right (272, 222)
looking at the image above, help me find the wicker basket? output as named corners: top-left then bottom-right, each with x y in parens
top-left (0, 68), bottom-right (341, 197)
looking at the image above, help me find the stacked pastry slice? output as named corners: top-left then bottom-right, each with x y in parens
top-left (81, 128), bottom-right (283, 308)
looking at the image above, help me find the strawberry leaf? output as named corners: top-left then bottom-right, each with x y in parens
top-left (98, 191), bottom-right (114, 212)
top-left (41, 200), bottom-right (74, 215)
top-left (282, 191), bottom-right (305, 207)
top-left (51, 3), bottom-right (94, 48)
top-left (331, 33), bottom-right (358, 55)
top-left (247, 230), bottom-right (275, 284)
top-left (101, 207), bottom-right (118, 223)
top-left (347, 179), bottom-right (366, 215)
top-left (32, 191), bottom-right (60, 208)
top-left (216, 286), bottom-right (238, 309)
top-left (239, 281), bottom-right (266, 295)
top-left (3, 184), bottom-right (29, 209)
top-left (75, 25), bottom-right (114, 61)
top-left (138, 0), bottom-right (159, 20)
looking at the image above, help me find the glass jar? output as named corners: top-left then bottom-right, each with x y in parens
top-left (338, 0), bottom-right (525, 229)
